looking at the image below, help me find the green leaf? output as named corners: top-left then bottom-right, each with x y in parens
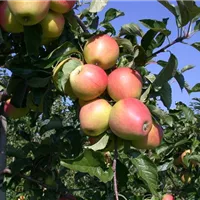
top-left (140, 19), bottom-right (170, 35)
top-left (157, 161), bottom-right (173, 172)
top-left (190, 155), bottom-right (200, 163)
top-left (140, 85), bottom-right (152, 103)
top-left (61, 149), bottom-right (114, 183)
top-left (119, 23), bottom-right (144, 37)
top-left (175, 72), bottom-right (185, 90)
top-left (157, 0), bottom-right (177, 17)
top-left (194, 20), bottom-right (200, 31)
top-left (102, 8), bottom-right (124, 23)
top-left (181, 65), bottom-right (195, 73)
top-left (191, 42), bottom-right (200, 52)
top-left (24, 24), bottom-right (42, 57)
top-left (148, 104), bottom-right (173, 127)
top-left (191, 83), bottom-right (200, 93)
top-left (100, 22), bottom-right (116, 35)
top-left (133, 45), bottom-right (147, 66)
top-left (27, 76), bottom-right (51, 88)
top-left (85, 134), bottom-right (109, 151)
top-left (89, 0), bottom-right (108, 13)
top-left (176, 0), bottom-right (190, 27)
top-left (159, 82), bottom-right (172, 109)
top-left (131, 154), bottom-right (158, 195)
top-left (115, 38), bottom-right (133, 53)
top-left (153, 53), bottom-right (178, 90)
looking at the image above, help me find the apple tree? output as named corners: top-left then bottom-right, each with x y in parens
top-left (0, 0), bottom-right (199, 200)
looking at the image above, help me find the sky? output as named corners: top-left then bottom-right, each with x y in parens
top-left (80, 1), bottom-right (200, 109)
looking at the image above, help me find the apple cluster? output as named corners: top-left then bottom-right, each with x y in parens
top-left (54, 34), bottom-right (164, 150)
top-left (0, 0), bottom-right (76, 44)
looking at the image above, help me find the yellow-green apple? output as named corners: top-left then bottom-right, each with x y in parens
top-left (7, 0), bottom-right (50, 26)
top-left (132, 121), bottom-right (163, 149)
top-left (107, 67), bottom-right (143, 101)
top-left (181, 171), bottom-right (192, 184)
top-left (162, 194), bottom-right (174, 200)
top-left (40, 11), bottom-right (65, 39)
top-left (109, 98), bottom-right (152, 140)
top-left (4, 99), bottom-right (29, 119)
top-left (70, 64), bottom-right (108, 101)
top-left (79, 99), bottom-right (112, 136)
top-left (180, 149), bottom-right (197, 168)
top-left (0, 1), bottom-right (23, 33)
top-left (83, 34), bottom-right (119, 70)
top-left (50, 0), bottom-right (76, 14)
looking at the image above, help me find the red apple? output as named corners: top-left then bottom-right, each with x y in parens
top-left (79, 99), bottom-right (112, 136)
top-left (132, 122), bottom-right (163, 149)
top-left (109, 98), bottom-right (152, 140)
top-left (107, 67), bottom-right (143, 101)
top-left (180, 149), bottom-right (197, 168)
top-left (50, 0), bottom-right (76, 14)
top-left (4, 99), bottom-right (29, 119)
top-left (162, 194), bottom-right (174, 200)
top-left (70, 64), bottom-right (108, 101)
top-left (83, 34), bottom-right (119, 70)
top-left (0, 1), bottom-right (23, 33)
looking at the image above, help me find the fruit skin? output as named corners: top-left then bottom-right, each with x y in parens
top-left (4, 99), bottom-right (29, 119)
top-left (132, 122), bottom-right (163, 149)
top-left (50, 0), bottom-right (76, 14)
top-left (0, 1), bottom-right (23, 33)
top-left (79, 99), bottom-right (112, 136)
top-left (162, 194), bottom-right (174, 200)
top-left (181, 172), bottom-right (192, 184)
top-left (7, 0), bottom-right (50, 26)
top-left (107, 67), bottom-right (143, 101)
top-left (109, 98), bottom-right (152, 140)
top-left (70, 64), bottom-right (108, 101)
top-left (180, 149), bottom-right (197, 168)
top-left (83, 34), bottom-right (119, 70)
top-left (40, 11), bottom-right (65, 39)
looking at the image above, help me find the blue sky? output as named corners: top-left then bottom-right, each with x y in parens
top-left (81, 1), bottom-right (200, 109)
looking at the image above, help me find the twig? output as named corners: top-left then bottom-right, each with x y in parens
top-left (148, 36), bottom-right (186, 59)
top-left (0, 116), bottom-right (7, 200)
top-left (112, 136), bottom-right (119, 200)
top-left (73, 14), bottom-right (90, 33)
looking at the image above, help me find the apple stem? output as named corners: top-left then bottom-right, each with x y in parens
top-left (112, 136), bottom-right (119, 200)
top-left (0, 116), bottom-right (7, 200)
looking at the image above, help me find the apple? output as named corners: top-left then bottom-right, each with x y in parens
top-left (40, 11), bottom-right (65, 39)
top-left (50, 0), bottom-right (76, 14)
top-left (107, 67), bottom-right (143, 101)
top-left (83, 34), bottom-right (119, 70)
top-left (132, 122), bottom-right (163, 149)
top-left (162, 194), bottom-right (174, 200)
top-left (109, 98), bottom-right (152, 140)
top-left (70, 64), bottom-right (108, 101)
top-left (7, 0), bottom-right (50, 26)
top-left (79, 99), bottom-right (112, 136)
top-left (4, 99), bottom-right (29, 119)
top-left (181, 172), bottom-right (192, 184)
top-left (0, 1), bottom-right (23, 33)
top-left (180, 149), bottom-right (197, 168)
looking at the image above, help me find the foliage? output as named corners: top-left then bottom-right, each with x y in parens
top-left (0, 0), bottom-right (199, 200)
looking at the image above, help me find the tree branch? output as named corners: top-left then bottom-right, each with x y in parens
top-left (113, 136), bottom-right (119, 200)
top-left (73, 14), bottom-right (90, 33)
top-left (148, 36), bottom-right (187, 59)
top-left (0, 116), bottom-right (7, 200)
